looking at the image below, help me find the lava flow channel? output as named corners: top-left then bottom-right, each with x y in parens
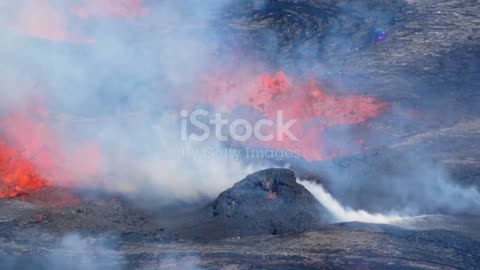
top-left (190, 71), bottom-right (387, 161)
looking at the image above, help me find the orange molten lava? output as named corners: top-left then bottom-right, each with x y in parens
top-left (0, 141), bottom-right (49, 198)
top-left (192, 71), bottom-right (386, 161)
top-left (0, 103), bottom-right (100, 198)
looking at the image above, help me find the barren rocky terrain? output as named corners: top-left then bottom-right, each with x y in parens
top-left (0, 169), bottom-right (479, 269)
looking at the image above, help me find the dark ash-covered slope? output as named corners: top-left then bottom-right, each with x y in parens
top-left (177, 168), bottom-right (331, 239)
top-left (212, 169), bottom-right (330, 234)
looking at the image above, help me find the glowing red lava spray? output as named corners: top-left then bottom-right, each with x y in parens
top-left (0, 102), bottom-right (100, 198)
top-left (189, 71), bottom-right (386, 161)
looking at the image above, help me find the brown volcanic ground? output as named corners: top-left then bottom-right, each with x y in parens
top-left (1, 0), bottom-right (480, 269)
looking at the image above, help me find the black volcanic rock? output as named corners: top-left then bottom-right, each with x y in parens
top-left (196, 168), bottom-right (330, 238)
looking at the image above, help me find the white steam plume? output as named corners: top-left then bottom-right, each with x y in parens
top-left (298, 180), bottom-right (404, 224)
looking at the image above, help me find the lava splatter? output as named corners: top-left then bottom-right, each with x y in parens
top-left (186, 71), bottom-right (386, 161)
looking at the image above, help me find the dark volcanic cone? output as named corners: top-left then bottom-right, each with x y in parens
top-left (184, 168), bottom-right (330, 239)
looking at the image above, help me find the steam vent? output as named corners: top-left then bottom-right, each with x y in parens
top-left (208, 169), bottom-right (330, 237)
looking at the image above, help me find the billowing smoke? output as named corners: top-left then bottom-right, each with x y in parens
top-left (45, 234), bottom-right (122, 270)
top-left (0, 0), bottom-right (263, 203)
top-left (0, 0), bottom-right (478, 220)
top-left (2, 233), bottom-right (205, 270)
top-left (309, 148), bottom-right (480, 219)
top-left (1, 234), bottom-right (123, 270)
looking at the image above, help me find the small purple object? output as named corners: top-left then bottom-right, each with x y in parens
top-left (374, 28), bottom-right (388, 43)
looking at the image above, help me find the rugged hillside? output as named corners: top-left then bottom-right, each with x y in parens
top-left (223, 0), bottom-right (480, 100)
top-left (220, 0), bottom-right (480, 150)
top-left (218, 0), bottom-right (480, 214)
